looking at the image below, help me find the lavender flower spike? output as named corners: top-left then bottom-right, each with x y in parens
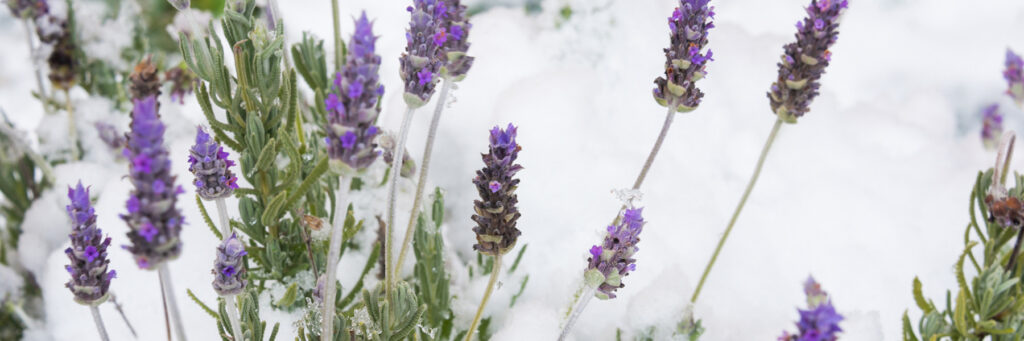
top-left (65, 181), bottom-right (116, 305)
top-left (121, 96), bottom-right (185, 270)
top-left (472, 123), bottom-right (523, 256)
top-left (653, 0), bottom-right (714, 113)
top-left (437, 0), bottom-right (474, 81)
top-left (325, 11), bottom-right (383, 171)
top-left (1005, 49), bottom-right (1024, 107)
top-left (779, 276), bottom-right (844, 341)
top-left (768, 0), bottom-right (847, 123)
top-left (982, 104), bottom-right (1003, 150)
top-left (212, 233), bottom-right (248, 296)
top-left (189, 126), bottom-right (239, 200)
top-left (6, 0), bottom-right (48, 19)
top-left (585, 207), bottom-right (645, 299)
top-left (399, 0), bottom-right (446, 108)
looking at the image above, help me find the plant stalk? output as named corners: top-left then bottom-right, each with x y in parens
top-left (90, 305), bottom-right (111, 341)
top-left (21, 19), bottom-right (48, 108)
top-left (385, 107), bottom-right (416, 299)
top-left (557, 285), bottom-right (597, 341)
top-left (109, 293), bottom-right (138, 338)
top-left (65, 90), bottom-right (79, 160)
top-left (224, 295), bottom-right (244, 341)
top-left (215, 198), bottom-right (232, 237)
top-left (158, 265), bottom-right (188, 341)
top-left (690, 118), bottom-right (784, 303)
top-left (322, 179), bottom-right (351, 341)
top-left (465, 255), bottom-right (502, 341)
top-left (330, 0), bottom-right (342, 72)
top-left (633, 105), bottom-right (677, 190)
top-left (395, 79), bottom-right (452, 272)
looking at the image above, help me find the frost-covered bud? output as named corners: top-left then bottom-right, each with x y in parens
top-left (64, 181), bottom-right (116, 305)
top-left (437, 0), bottom-right (474, 81)
top-left (767, 0), bottom-right (847, 123)
top-left (1005, 49), bottom-right (1024, 107)
top-left (166, 0), bottom-right (189, 11)
top-left (6, 0), bottom-right (48, 19)
top-left (212, 233), bottom-right (247, 296)
top-left (121, 96), bottom-right (185, 270)
top-left (399, 0), bottom-right (446, 108)
top-left (165, 66), bottom-right (196, 104)
top-left (982, 104), bottom-right (1003, 150)
top-left (188, 126), bottom-right (238, 200)
top-left (94, 122), bottom-right (125, 150)
top-left (585, 207), bottom-right (644, 300)
top-left (653, 0), bottom-right (714, 113)
top-left (471, 124), bottom-right (522, 256)
top-left (779, 276), bottom-right (843, 341)
top-left (325, 12), bottom-right (383, 172)
top-left (130, 56), bottom-right (162, 101)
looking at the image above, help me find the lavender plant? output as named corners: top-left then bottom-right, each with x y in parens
top-left (779, 277), bottom-right (844, 341)
top-left (1006, 49), bottom-right (1024, 108)
top-left (64, 181), bottom-right (114, 341)
top-left (212, 233), bottom-right (246, 339)
top-left (690, 0), bottom-right (848, 305)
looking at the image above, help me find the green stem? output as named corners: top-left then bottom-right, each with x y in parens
top-left (322, 181), bottom-right (350, 341)
top-left (633, 104), bottom-right (676, 190)
top-left (690, 118), bottom-right (784, 303)
top-left (330, 0), bottom-right (342, 72)
top-left (465, 255), bottom-right (502, 341)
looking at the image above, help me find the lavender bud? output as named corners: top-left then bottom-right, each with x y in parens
top-left (130, 56), bottom-right (162, 101)
top-left (188, 126), bottom-right (238, 200)
top-left (779, 276), bottom-right (843, 341)
top-left (165, 65), bottom-right (197, 105)
top-left (1005, 49), bottom-right (1024, 107)
top-left (64, 181), bottom-right (116, 305)
top-left (94, 122), bottom-right (125, 150)
top-left (212, 233), bottom-right (247, 296)
top-left (325, 12), bottom-right (383, 172)
top-left (121, 96), bottom-right (185, 270)
top-left (982, 104), bottom-right (1003, 150)
top-left (399, 0), bottom-right (447, 108)
top-left (767, 0), bottom-right (847, 123)
top-left (471, 124), bottom-right (522, 256)
top-left (653, 0), bottom-right (715, 113)
top-left (6, 0), bottom-right (48, 19)
top-left (584, 207), bottom-right (644, 300)
top-left (437, 0), bottom-right (474, 81)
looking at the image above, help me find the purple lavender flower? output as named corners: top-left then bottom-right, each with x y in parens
top-left (982, 104), bottom-right (1003, 150)
top-left (1005, 49), bottom-right (1024, 107)
top-left (767, 0), bottom-right (847, 123)
top-left (653, 0), bottom-right (714, 113)
top-left (121, 96), bottom-right (185, 269)
top-left (399, 0), bottom-right (446, 108)
top-left (165, 66), bottom-right (196, 105)
top-left (584, 207), bottom-right (644, 300)
top-left (437, 0), bottom-right (474, 81)
top-left (6, 0), bottom-right (47, 19)
top-left (94, 122), bottom-right (125, 150)
top-left (188, 126), bottom-right (238, 200)
top-left (212, 232), bottom-right (247, 296)
top-left (472, 124), bottom-right (523, 256)
top-left (64, 181), bottom-right (116, 305)
top-left (779, 276), bottom-right (843, 341)
top-left (325, 11), bottom-right (383, 171)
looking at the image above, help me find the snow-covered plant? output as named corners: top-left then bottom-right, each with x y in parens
top-left (779, 277), bottom-right (844, 341)
top-left (904, 133), bottom-right (1024, 341)
top-left (1005, 49), bottom-right (1024, 108)
top-left (63, 181), bottom-right (115, 340)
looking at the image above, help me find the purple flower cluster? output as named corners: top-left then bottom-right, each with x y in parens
top-left (653, 0), bottom-right (714, 113)
top-left (212, 233), bottom-right (247, 296)
top-left (64, 181), bottom-right (116, 305)
top-left (324, 12), bottom-right (383, 171)
top-left (779, 277), bottom-right (843, 341)
top-left (189, 126), bottom-right (238, 200)
top-left (6, 0), bottom-right (47, 19)
top-left (121, 96), bottom-right (185, 270)
top-left (437, 0), bottom-right (474, 81)
top-left (982, 104), bottom-right (1003, 150)
top-left (767, 0), bottom-right (848, 123)
top-left (399, 0), bottom-right (447, 108)
top-left (585, 207), bottom-right (644, 300)
top-left (471, 124), bottom-right (523, 256)
top-left (166, 66), bottom-right (197, 104)
top-left (1005, 49), bottom-right (1024, 106)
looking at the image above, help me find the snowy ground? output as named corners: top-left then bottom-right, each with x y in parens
top-left (5, 0), bottom-right (1024, 340)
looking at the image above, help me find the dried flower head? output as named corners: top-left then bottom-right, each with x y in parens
top-left (471, 124), bottom-right (522, 256)
top-left (212, 233), bottom-right (247, 296)
top-left (399, 0), bottom-right (446, 108)
top-left (188, 126), bottom-right (238, 200)
top-left (130, 56), bottom-right (162, 101)
top-left (653, 0), bottom-right (714, 113)
top-left (585, 207), bottom-right (645, 300)
top-left (767, 0), bottom-right (848, 123)
top-left (1005, 49), bottom-right (1024, 107)
top-left (779, 276), bottom-right (843, 341)
top-left (982, 104), bottom-right (1003, 150)
top-left (165, 65), bottom-right (196, 104)
top-left (64, 181), bottom-right (116, 305)
top-left (121, 96), bottom-right (185, 269)
top-left (325, 12), bottom-right (383, 171)
top-left (437, 0), bottom-right (474, 81)
top-left (44, 17), bottom-right (76, 91)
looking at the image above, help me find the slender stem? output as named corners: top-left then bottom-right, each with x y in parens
top-left (557, 286), bottom-right (597, 341)
top-left (90, 305), bottom-right (111, 341)
top-left (21, 19), bottom-right (48, 106)
top-left (633, 105), bottom-right (676, 190)
top-left (330, 0), bottom-right (342, 72)
top-left (690, 118), bottom-right (784, 303)
top-left (386, 107), bottom-right (416, 298)
top-left (224, 295), bottom-right (244, 341)
top-left (65, 91), bottom-right (79, 160)
top-left (158, 265), bottom-right (189, 341)
top-left (322, 180), bottom-right (350, 341)
top-left (1007, 225), bottom-right (1024, 274)
top-left (215, 198), bottom-right (232, 237)
top-left (465, 255), bottom-right (502, 341)
top-left (158, 272), bottom-right (171, 341)
top-left (395, 79), bottom-right (452, 272)
top-left (109, 293), bottom-right (138, 338)
top-left (0, 120), bottom-right (55, 183)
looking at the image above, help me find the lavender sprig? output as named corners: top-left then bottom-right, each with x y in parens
top-left (189, 126), bottom-right (238, 201)
top-left (767, 0), bottom-right (847, 123)
top-left (324, 11), bottom-right (383, 172)
top-left (212, 233), bottom-right (247, 296)
top-left (399, 0), bottom-right (446, 108)
top-left (64, 181), bottom-right (116, 305)
top-left (586, 208), bottom-right (645, 299)
top-left (982, 104), bottom-right (1003, 150)
top-left (653, 0), bottom-right (714, 113)
top-left (1005, 49), bottom-right (1024, 107)
top-left (779, 277), bottom-right (844, 341)
top-left (471, 123), bottom-right (523, 256)
top-left (437, 0), bottom-right (473, 81)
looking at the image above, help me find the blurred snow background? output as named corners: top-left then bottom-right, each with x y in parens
top-left (3, 0), bottom-right (1024, 340)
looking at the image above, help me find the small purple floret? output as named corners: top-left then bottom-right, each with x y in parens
top-left (212, 232), bottom-right (247, 296)
top-left (64, 181), bottom-right (114, 305)
top-left (188, 126), bottom-right (239, 200)
top-left (324, 11), bottom-right (383, 170)
top-left (653, 0), bottom-right (715, 112)
top-left (1005, 49), bottom-right (1024, 106)
top-left (982, 104), bottom-right (1003, 150)
top-left (779, 276), bottom-right (844, 341)
top-left (586, 207), bottom-right (645, 299)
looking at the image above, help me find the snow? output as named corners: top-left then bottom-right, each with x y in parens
top-left (3, 0), bottom-right (1024, 340)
